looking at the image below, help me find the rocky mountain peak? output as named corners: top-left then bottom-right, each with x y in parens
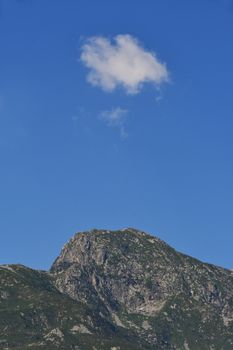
top-left (51, 228), bottom-right (166, 274)
top-left (50, 228), bottom-right (230, 314)
top-left (1, 228), bottom-right (233, 349)
top-left (50, 228), bottom-right (180, 315)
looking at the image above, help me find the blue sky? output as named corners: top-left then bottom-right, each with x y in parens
top-left (0, 0), bottom-right (233, 270)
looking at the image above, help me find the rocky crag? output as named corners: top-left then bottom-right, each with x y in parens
top-left (1, 228), bottom-right (233, 349)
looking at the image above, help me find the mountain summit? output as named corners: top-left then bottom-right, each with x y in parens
top-left (1, 228), bottom-right (233, 349)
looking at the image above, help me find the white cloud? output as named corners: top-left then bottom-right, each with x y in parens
top-left (80, 34), bottom-right (169, 94)
top-left (100, 107), bottom-right (128, 138)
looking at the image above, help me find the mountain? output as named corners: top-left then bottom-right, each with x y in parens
top-left (1, 228), bottom-right (233, 349)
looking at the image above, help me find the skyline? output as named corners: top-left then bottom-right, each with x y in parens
top-left (0, 0), bottom-right (233, 270)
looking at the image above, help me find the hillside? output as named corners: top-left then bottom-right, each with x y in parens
top-left (1, 228), bottom-right (233, 349)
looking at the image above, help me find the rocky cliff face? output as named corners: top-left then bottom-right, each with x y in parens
top-left (1, 228), bottom-right (233, 349)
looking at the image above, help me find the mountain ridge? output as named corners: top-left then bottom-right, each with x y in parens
top-left (1, 228), bottom-right (233, 349)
